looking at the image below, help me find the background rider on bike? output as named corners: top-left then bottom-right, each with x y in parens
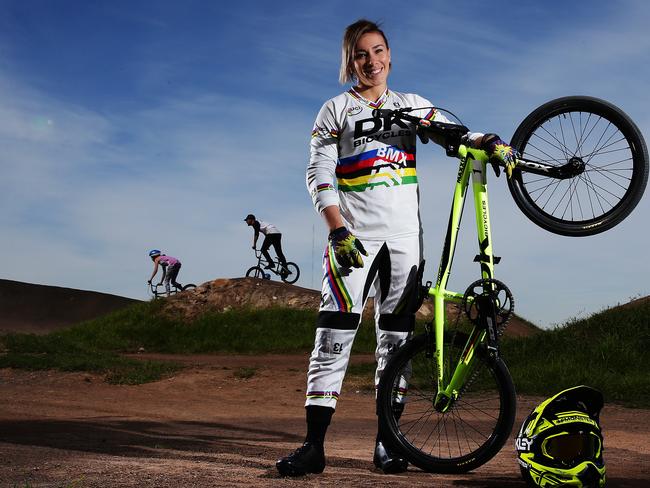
top-left (147, 249), bottom-right (183, 296)
top-left (244, 214), bottom-right (288, 272)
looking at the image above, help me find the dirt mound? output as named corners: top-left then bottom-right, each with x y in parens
top-left (161, 277), bottom-right (321, 318)
top-left (161, 277), bottom-right (541, 337)
top-left (0, 279), bottom-right (138, 335)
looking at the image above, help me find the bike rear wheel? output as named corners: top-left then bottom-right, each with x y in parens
top-left (508, 96), bottom-right (648, 236)
top-left (281, 262), bottom-right (300, 284)
top-left (376, 332), bottom-right (516, 473)
top-left (246, 266), bottom-right (265, 279)
top-left (182, 283), bottom-right (196, 291)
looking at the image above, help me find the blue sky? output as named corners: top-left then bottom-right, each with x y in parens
top-left (1, 0), bottom-right (648, 328)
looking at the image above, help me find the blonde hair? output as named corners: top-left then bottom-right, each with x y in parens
top-left (339, 19), bottom-right (390, 85)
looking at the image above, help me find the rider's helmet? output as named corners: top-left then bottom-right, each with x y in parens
top-left (148, 249), bottom-right (161, 259)
top-left (515, 385), bottom-right (606, 488)
top-left (244, 214), bottom-right (255, 222)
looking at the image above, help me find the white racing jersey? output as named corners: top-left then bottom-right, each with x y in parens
top-left (307, 88), bottom-right (480, 240)
top-left (257, 220), bottom-right (280, 235)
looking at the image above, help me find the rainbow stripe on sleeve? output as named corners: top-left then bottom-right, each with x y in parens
top-left (312, 126), bottom-right (339, 139)
top-left (316, 183), bottom-right (335, 193)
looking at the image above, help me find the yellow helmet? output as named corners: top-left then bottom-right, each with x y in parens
top-left (515, 385), bottom-right (605, 487)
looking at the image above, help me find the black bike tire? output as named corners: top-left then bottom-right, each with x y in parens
top-left (508, 96), bottom-right (648, 236)
top-left (182, 283), bottom-right (196, 291)
top-left (376, 332), bottom-right (516, 473)
top-left (245, 266), bottom-right (265, 279)
top-left (281, 262), bottom-right (300, 284)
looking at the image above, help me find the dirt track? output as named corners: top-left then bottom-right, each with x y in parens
top-left (1, 354), bottom-right (649, 487)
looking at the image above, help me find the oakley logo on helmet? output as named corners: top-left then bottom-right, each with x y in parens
top-left (515, 436), bottom-right (533, 452)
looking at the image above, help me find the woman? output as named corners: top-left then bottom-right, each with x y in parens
top-left (276, 19), bottom-right (516, 477)
top-left (147, 249), bottom-right (183, 295)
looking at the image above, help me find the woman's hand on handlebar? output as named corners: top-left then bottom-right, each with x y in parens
top-left (481, 133), bottom-right (519, 178)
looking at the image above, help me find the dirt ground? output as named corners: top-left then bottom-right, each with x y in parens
top-left (1, 354), bottom-right (648, 488)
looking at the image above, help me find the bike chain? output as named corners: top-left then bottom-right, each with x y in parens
top-left (455, 279), bottom-right (514, 397)
top-left (461, 278), bottom-right (514, 337)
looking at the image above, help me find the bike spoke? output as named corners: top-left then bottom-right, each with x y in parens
top-left (528, 133), bottom-right (569, 164)
top-left (588, 172), bottom-right (609, 216)
top-left (390, 350), bottom-right (505, 460)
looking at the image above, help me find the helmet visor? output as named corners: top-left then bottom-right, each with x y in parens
top-left (543, 432), bottom-right (601, 464)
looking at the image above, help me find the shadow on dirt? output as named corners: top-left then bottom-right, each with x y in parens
top-left (2, 419), bottom-right (648, 487)
top-left (0, 418), bottom-right (302, 466)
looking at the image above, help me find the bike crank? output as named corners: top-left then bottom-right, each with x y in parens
top-left (462, 279), bottom-right (514, 354)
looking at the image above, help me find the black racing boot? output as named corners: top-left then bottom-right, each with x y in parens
top-left (373, 440), bottom-right (408, 474)
top-left (276, 441), bottom-right (325, 477)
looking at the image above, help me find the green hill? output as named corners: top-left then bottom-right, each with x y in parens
top-left (502, 296), bottom-right (650, 407)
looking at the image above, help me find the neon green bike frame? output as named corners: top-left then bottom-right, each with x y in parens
top-left (427, 145), bottom-right (496, 410)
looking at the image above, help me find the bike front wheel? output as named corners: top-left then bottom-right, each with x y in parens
top-left (182, 283), bottom-right (196, 291)
top-left (245, 266), bottom-right (265, 279)
top-left (376, 332), bottom-right (516, 473)
top-left (281, 262), bottom-right (300, 284)
top-left (508, 96), bottom-right (648, 236)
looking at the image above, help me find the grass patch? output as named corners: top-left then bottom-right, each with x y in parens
top-left (0, 349), bottom-right (181, 385)
top-left (0, 303), bottom-right (184, 384)
top-left (0, 302), bottom-right (373, 384)
top-left (0, 302), bottom-right (379, 355)
top-left (501, 299), bottom-right (650, 407)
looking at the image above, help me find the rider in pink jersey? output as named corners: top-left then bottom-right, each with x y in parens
top-left (147, 249), bottom-right (183, 295)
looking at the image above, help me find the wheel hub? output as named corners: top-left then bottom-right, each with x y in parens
top-left (558, 156), bottom-right (586, 178)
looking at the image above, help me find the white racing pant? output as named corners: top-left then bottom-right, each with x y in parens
top-left (305, 234), bottom-right (423, 409)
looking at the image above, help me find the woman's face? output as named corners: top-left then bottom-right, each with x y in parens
top-left (352, 31), bottom-right (391, 89)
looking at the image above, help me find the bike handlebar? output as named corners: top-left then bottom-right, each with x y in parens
top-left (372, 107), bottom-right (470, 156)
top-left (372, 107), bottom-right (573, 179)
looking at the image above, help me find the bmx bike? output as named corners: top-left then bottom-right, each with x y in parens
top-left (148, 281), bottom-right (196, 299)
top-left (246, 249), bottom-right (300, 284)
top-left (374, 96), bottom-right (648, 473)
